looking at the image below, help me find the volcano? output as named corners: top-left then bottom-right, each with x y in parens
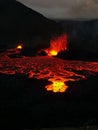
top-left (0, 0), bottom-right (98, 128)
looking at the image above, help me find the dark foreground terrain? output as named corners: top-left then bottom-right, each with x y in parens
top-left (0, 50), bottom-right (98, 128)
top-left (0, 73), bottom-right (98, 128)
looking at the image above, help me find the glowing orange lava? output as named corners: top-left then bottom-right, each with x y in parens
top-left (17, 45), bottom-right (22, 50)
top-left (45, 78), bottom-right (68, 93)
top-left (45, 34), bottom-right (67, 56)
top-left (46, 50), bottom-right (58, 56)
top-left (0, 52), bottom-right (98, 93)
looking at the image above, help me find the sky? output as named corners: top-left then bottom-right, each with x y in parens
top-left (17, 0), bottom-right (98, 19)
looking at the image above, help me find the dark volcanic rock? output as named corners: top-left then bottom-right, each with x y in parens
top-left (0, 0), bottom-right (62, 50)
top-left (57, 49), bottom-right (98, 61)
top-left (0, 73), bottom-right (98, 128)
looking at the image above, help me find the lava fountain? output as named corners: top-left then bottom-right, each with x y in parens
top-left (45, 34), bottom-right (67, 56)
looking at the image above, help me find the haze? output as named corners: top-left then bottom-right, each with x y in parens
top-left (17, 0), bottom-right (98, 19)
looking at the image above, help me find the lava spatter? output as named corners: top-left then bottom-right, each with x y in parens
top-left (45, 34), bottom-right (67, 56)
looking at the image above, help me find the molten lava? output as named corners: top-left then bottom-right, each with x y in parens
top-left (45, 78), bottom-right (68, 93)
top-left (17, 45), bottom-right (22, 50)
top-left (0, 51), bottom-right (98, 93)
top-left (47, 50), bottom-right (58, 56)
top-left (45, 34), bottom-right (67, 56)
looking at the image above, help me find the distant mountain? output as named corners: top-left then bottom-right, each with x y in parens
top-left (0, 0), bottom-right (62, 49)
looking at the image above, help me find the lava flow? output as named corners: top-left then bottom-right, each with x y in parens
top-left (45, 78), bottom-right (68, 93)
top-left (45, 34), bottom-right (67, 56)
top-left (0, 51), bottom-right (98, 93)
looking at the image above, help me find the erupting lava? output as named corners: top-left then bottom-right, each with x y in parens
top-left (47, 50), bottom-right (58, 56)
top-left (45, 34), bottom-right (67, 56)
top-left (17, 45), bottom-right (23, 50)
top-left (0, 50), bottom-right (98, 93)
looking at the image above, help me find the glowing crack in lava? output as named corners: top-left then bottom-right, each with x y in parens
top-left (45, 34), bottom-right (67, 56)
top-left (0, 51), bottom-right (98, 93)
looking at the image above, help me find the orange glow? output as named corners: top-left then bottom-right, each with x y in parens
top-left (17, 45), bottom-right (22, 50)
top-left (45, 78), bottom-right (68, 93)
top-left (46, 50), bottom-right (58, 56)
top-left (45, 34), bottom-right (67, 56)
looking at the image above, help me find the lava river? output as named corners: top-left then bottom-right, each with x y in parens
top-left (0, 50), bottom-right (98, 93)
